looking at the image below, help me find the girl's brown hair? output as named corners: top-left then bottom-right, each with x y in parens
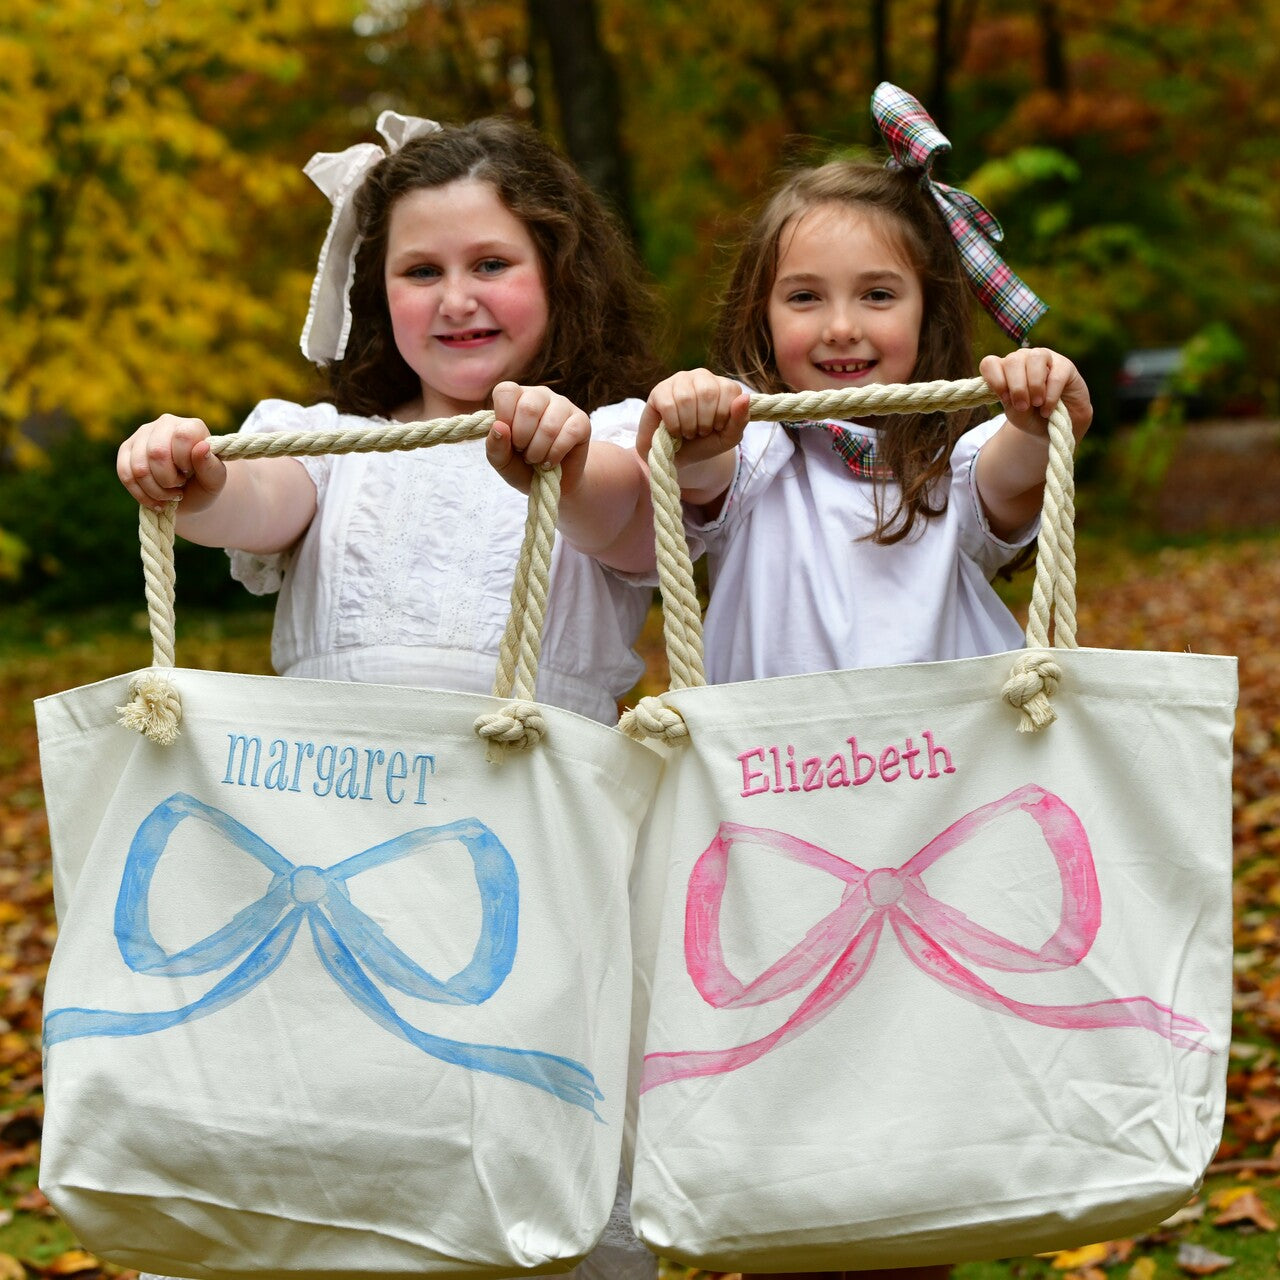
top-left (329, 116), bottom-right (663, 417)
top-left (711, 159), bottom-right (985, 544)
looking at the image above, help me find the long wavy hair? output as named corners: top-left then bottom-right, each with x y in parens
top-left (327, 116), bottom-right (663, 417)
top-left (712, 160), bottom-right (986, 544)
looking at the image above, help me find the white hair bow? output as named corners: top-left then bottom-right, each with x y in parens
top-left (299, 110), bottom-right (443, 364)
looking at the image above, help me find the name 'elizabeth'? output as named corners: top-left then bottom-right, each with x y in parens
top-left (738, 732), bottom-right (956, 798)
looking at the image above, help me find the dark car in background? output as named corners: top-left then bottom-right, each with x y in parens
top-left (1115, 347), bottom-right (1184, 419)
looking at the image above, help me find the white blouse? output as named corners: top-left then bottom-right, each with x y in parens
top-left (229, 398), bottom-right (651, 725)
top-left (688, 415), bottom-right (1036, 685)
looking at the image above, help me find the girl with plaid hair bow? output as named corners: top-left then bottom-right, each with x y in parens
top-left (635, 84), bottom-right (1094, 1279)
top-left (638, 82), bottom-right (1093, 688)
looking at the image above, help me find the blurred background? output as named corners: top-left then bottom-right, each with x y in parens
top-left (3, 6), bottom-right (1280, 1276)
top-left (2, 0), bottom-right (1278, 612)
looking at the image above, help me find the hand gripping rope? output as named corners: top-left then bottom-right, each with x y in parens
top-left (618, 377), bottom-right (1077, 744)
top-left (119, 411), bottom-right (558, 760)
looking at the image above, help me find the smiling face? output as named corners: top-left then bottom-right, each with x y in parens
top-left (383, 178), bottom-right (550, 419)
top-left (766, 202), bottom-right (925, 396)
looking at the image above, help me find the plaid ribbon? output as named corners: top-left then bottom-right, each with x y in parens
top-left (797, 421), bottom-right (889, 479)
top-left (872, 82), bottom-right (1047, 345)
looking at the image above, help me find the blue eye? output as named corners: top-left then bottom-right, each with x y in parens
top-left (406, 264), bottom-right (440, 280)
top-left (478, 258), bottom-right (509, 275)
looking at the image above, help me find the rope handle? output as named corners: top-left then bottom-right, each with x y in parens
top-left (118, 411), bottom-right (560, 757)
top-left (619, 376), bottom-right (1077, 745)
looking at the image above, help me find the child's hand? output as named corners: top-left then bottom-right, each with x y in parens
top-left (979, 348), bottom-right (1093, 442)
top-left (636, 369), bottom-right (752, 466)
top-left (975, 348), bottom-right (1094, 538)
top-left (116, 415), bottom-right (227, 514)
top-left (486, 382), bottom-right (591, 495)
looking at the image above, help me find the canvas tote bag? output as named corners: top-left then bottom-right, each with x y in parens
top-left (35, 413), bottom-right (663, 1279)
top-left (623, 379), bottom-right (1237, 1272)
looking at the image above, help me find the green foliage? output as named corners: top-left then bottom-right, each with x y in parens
top-left (0, 525), bottom-right (26, 580)
top-left (0, 0), bottom-right (360, 459)
top-left (965, 146), bottom-right (1082, 207)
top-left (0, 429), bottom-right (260, 612)
top-left (2, 0), bottom-right (1277, 610)
top-left (1109, 323), bottom-right (1248, 523)
top-left (1176, 322), bottom-right (1247, 401)
top-left (1113, 407), bottom-right (1187, 518)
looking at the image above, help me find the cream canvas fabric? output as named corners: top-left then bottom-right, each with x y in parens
top-left (623, 382), bottom-right (1237, 1272)
top-left (39, 674), bottom-right (659, 1278)
top-left (35, 422), bottom-right (663, 1279)
top-left (627, 650), bottom-right (1235, 1271)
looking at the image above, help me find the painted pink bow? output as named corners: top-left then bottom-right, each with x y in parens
top-left (641, 784), bottom-right (1210, 1092)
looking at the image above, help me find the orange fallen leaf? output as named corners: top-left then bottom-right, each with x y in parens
top-left (44, 1251), bottom-right (101, 1275)
top-left (0, 1147), bottom-right (36, 1175)
top-left (1213, 1188), bottom-right (1277, 1231)
top-left (1248, 1095), bottom-right (1280, 1138)
top-left (1049, 1242), bottom-right (1110, 1269)
top-left (13, 1186), bottom-right (50, 1213)
top-left (1108, 1239), bottom-right (1136, 1263)
top-left (1208, 1184), bottom-right (1256, 1210)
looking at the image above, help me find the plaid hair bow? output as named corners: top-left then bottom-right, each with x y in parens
top-left (872, 81), bottom-right (1047, 345)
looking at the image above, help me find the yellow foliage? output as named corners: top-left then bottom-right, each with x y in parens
top-left (1207, 1183), bottom-right (1256, 1210)
top-left (1045, 1242), bottom-right (1110, 1269)
top-left (1, 0), bottom-right (361, 457)
top-left (5, 0), bottom-right (1278, 469)
top-left (0, 527), bottom-right (27, 581)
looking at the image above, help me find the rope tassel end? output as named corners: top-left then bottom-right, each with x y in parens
top-left (117, 671), bottom-right (183, 745)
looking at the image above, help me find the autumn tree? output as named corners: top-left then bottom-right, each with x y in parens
top-left (958, 0), bottom-right (1280, 418)
top-left (5, 0), bottom-right (1278, 578)
top-left (528, 0), bottom-right (636, 233)
top-left (0, 0), bottom-right (375, 572)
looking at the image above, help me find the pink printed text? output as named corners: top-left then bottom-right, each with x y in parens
top-left (737, 733), bottom-right (956, 798)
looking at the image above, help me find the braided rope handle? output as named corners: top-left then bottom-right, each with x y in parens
top-left (119, 411), bottom-right (561, 754)
top-left (475, 465), bottom-right (561, 760)
top-left (620, 376), bottom-right (1077, 744)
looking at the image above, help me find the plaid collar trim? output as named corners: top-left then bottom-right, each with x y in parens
top-left (794, 420), bottom-right (891, 480)
top-left (872, 81), bottom-right (1048, 345)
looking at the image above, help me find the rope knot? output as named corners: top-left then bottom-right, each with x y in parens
top-left (117, 671), bottom-right (183, 745)
top-left (1001, 652), bottom-right (1062, 733)
top-left (619, 695), bottom-right (689, 745)
top-left (474, 700), bottom-right (546, 762)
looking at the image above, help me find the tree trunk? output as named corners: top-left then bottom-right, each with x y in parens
top-left (1038, 0), bottom-right (1069, 95)
top-left (929, 0), bottom-right (952, 138)
top-left (872, 0), bottom-right (891, 90)
top-left (952, 0), bottom-right (980, 71)
top-left (526, 0), bottom-right (637, 238)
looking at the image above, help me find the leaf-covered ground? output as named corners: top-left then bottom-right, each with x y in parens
top-left (3, 527), bottom-right (1280, 1278)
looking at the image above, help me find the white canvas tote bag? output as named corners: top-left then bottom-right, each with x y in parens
top-left (35, 414), bottom-right (662, 1279)
top-left (623, 380), bottom-right (1237, 1272)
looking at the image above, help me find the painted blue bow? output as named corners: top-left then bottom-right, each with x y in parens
top-left (44, 793), bottom-right (603, 1114)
